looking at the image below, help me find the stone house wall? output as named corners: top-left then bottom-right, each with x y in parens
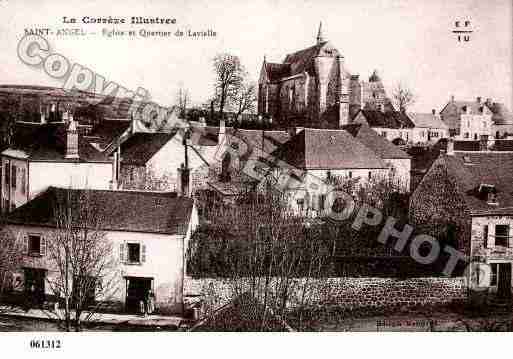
top-left (409, 156), bottom-right (472, 255)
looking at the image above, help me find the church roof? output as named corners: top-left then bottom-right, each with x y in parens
top-left (282, 41), bottom-right (341, 77)
top-left (263, 62), bottom-right (291, 82)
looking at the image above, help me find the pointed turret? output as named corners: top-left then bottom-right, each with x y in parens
top-left (316, 22), bottom-right (325, 44)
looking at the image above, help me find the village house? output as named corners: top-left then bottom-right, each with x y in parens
top-left (342, 123), bottom-right (411, 190)
top-left (257, 23), bottom-right (393, 129)
top-left (410, 141), bottom-right (513, 301)
top-left (408, 111), bottom-right (449, 144)
top-left (206, 127), bottom-right (290, 194)
top-left (440, 96), bottom-right (513, 140)
top-left (1, 118), bottom-right (114, 214)
top-left (352, 109), bottom-right (415, 145)
top-left (4, 187), bottom-right (198, 314)
top-left (270, 128), bottom-right (396, 215)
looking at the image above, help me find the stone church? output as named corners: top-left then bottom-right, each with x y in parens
top-left (258, 23), bottom-right (393, 129)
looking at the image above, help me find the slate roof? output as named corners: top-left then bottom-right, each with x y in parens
top-left (236, 129), bottom-right (291, 159)
top-left (120, 132), bottom-right (176, 166)
top-left (454, 141), bottom-right (480, 151)
top-left (85, 119), bottom-right (131, 150)
top-left (342, 123), bottom-right (410, 159)
top-left (272, 128), bottom-right (389, 170)
top-left (487, 102), bottom-right (513, 125)
top-left (408, 113), bottom-right (448, 129)
top-left (357, 110), bottom-right (415, 129)
top-left (264, 62), bottom-right (291, 82)
top-left (6, 187), bottom-right (193, 235)
top-left (188, 126), bottom-right (221, 146)
top-left (4, 123), bottom-right (111, 162)
top-left (189, 292), bottom-right (294, 332)
top-left (441, 153), bottom-right (513, 215)
top-left (282, 41), bottom-right (341, 77)
top-left (492, 140), bottom-right (513, 151)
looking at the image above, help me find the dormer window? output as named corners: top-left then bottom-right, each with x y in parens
top-left (479, 184), bottom-right (498, 204)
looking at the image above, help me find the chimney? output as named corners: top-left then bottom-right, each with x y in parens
top-left (110, 145), bottom-right (120, 190)
top-left (177, 163), bottom-right (190, 197)
top-left (476, 97), bottom-right (482, 104)
top-left (486, 98), bottom-right (493, 107)
top-left (40, 102), bottom-right (46, 124)
top-left (432, 109), bottom-right (436, 115)
top-left (65, 115), bottom-right (79, 159)
top-left (450, 95), bottom-right (455, 102)
top-left (446, 138), bottom-right (454, 156)
top-left (218, 118), bottom-right (226, 144)
top-left (479, 136), bottom-right (489, 151)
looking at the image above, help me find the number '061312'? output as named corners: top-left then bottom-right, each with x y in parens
top-left (30, 339), bottom-right (61, 349)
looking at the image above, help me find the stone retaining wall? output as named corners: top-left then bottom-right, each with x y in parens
top-left (185, 276), bottom-right (467, 313)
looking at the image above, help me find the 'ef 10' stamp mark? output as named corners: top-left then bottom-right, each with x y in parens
top-left (452, 20), bottom-right (473, 42)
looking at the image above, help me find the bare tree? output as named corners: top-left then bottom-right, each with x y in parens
top-left (176, 84), bottom-right (190, 119)
top-left (45, 189), bottom-right (119, 331)
top-left (0, 95), bottom-right (20, 151)
top-left (187, 178), bottom-right (330, 330)
top-left (392, 82), bottom-right (415, 112)
top-left (0, 228), bottom-right (23, 304)
top-left (233, 80), bottom-right (257, 121)
top-left (213, 53), bottom-right (245, 120)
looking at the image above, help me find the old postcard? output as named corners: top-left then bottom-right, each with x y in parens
top-left (0, 0), bottom-right (512, 355)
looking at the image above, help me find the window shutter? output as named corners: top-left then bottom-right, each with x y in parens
top-left (119, 243), bottom-right (125, 263)
top-left (23, 234), bottom-right (29, 255)
top-left (483, 225), bottom-right (489, 248)
top-left (40, 237), bottom-right (46, 256)
top-left (141, 244), bottom-right (146, 263)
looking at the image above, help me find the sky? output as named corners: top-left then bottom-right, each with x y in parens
top-left (0, 0), bottom-right (511, 113)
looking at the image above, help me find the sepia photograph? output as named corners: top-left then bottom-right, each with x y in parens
top-left (0, 0), bottom-right (512, 356)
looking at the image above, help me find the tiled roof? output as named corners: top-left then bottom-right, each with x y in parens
top-left (120, 132), bottom-right (176, 166)
top-left (442, 153), bottom-right (513, 215)
top-left (408, 113), bottom-right (448, 129)
top-left (342, 124), bottom-right (410, 159)
top-left (272, 128), bottom-right (389, 170)
top-left (6, 187), bottom-right (193, 235)
top-left (357, 110), bottom-right (415, 129)
top-left (5, 123), bottom-right (110, 162)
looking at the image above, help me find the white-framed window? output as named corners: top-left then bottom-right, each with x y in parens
top-left (120, 242), bottom-right (146, 265)
top-left (495, 225), bottom-right (510, 247)
top-left (26, 234), bottom-right (46, 257)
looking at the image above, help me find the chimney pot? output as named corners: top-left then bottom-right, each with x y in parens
top-left (446, 138), bottom-right (455, 156)
top-left (477, 97), bottom-right (482, 104)
top-left (450, 95), bottom-right (455, 102)
top-left (65, 117), bottom-right (79, 159)
top-left (432, 109), bottom-right (436, 115)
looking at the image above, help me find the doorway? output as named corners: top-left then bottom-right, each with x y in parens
top-left (497, 263), bottom-right (512, 299)
top-left (24, 268), bottom-right (46, 305)
top-left (125, 277), bottom-right (153, 313)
